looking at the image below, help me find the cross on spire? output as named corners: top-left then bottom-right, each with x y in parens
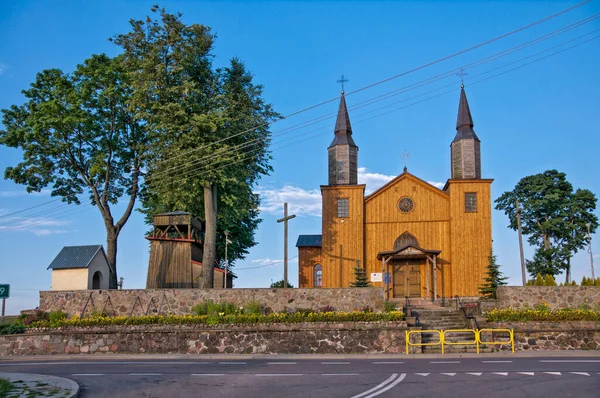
top-left (401, 149), bottom-right (411, 172)
top-left (337, 75), bottom-right (349, 94)
top-left (456, 68), bottom-right (468, 88)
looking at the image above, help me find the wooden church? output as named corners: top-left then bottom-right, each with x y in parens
top-left (296, 86), bottom-right (492, 299)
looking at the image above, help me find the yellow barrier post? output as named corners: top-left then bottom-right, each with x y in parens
top-left (441, 329), bottom-right (479, 354)
top-left (477, 328), bottom-right (515, 353)
top-left (406, 330), bottom-right (443, 355)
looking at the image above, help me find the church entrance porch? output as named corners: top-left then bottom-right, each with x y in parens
top-left (392, 260), bottom-right (421, 298)
top-left (377, 245), bottom-right (442, 301)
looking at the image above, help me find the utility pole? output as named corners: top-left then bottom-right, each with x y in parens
top-left (586, 223), bottom-right (595, 280)
top-left (516, 200), bottom-right (526, 286)
top-left (277, 203), bottom-right (296, 288)
top-left (224, 230), bottom-right (230, 289)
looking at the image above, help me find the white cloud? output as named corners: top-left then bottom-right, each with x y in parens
top-left (0, 63), bottom-right (5, 75)
top-left (33, 229), bottom-right (70, 236)
top-left (256, 185), bottom-right (322, 217)
top-left (251, 257), bottom-right (298, 264)
top-left (256, 167), bottom-right (444, 217)
top-left (0, 189), bottom-right (52, 197)
top-left (0, 217), bottom-right (71, 234)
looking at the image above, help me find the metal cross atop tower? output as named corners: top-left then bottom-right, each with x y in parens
top-left (337, 75), bottom-right (349, 94)
top-left (401, 149), bottom-right (411, 172)
top-left (456, 68), bottom-right (468, 87)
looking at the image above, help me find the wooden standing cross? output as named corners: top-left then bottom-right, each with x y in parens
top-left (277, 203), bottom-right (296, 288)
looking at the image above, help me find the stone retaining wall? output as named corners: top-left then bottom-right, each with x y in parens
top-left (0, 321), bottom-right (409, 356)
top-left (486, 321), bottom-right (600, 351)
top-left (39, 288), bottom-right (384, 317)
top-left (492, 286), bottom-right (600, 310)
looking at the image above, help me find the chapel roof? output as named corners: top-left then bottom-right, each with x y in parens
top-left (296, 235), bottom-right (322, 247)
top-left (47, 245), bottom-right (107, 270)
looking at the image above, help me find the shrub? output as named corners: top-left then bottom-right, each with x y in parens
top-left (19, 310), bottom-right (49, 326)
top-left (49, 311), bottom-right (67, 326)
top-left (242, 301), bottom-right (262, 315)
top-left (0, 323), bottom-right (26, 335)
top-left (485, 308), bottom-right (600, 322)
top-left (533, 274), bottom-right (545, 286)
top-left (544, 274), bottom-right (557, 286)
top-left (383, 301), bottom-right (396, 312)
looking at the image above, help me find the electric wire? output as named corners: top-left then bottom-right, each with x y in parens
top-left (147, 0), bottom-right (591, 171)
top-left (146, 13), bottom-right (600, 184)
top-left (236, 256), bottom-right (298, 271)
top-left (0, 198), bottom-right (61, 219)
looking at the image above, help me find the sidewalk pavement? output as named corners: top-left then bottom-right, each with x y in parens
top-left (0, 372), bottom-right (79, 398)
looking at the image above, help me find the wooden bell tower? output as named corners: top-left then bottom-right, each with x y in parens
top-left (145, 211), bottom-right (204, 288)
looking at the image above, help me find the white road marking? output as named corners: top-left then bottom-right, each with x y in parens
top-left (192, 374), bottom-right (225, 376)
top-left (360, 373), bottom-right (406, 398)
top-left (482, 360), bottom-right (513, 363)
top-left (321, 362), bottom-right (351, 365)
top-left (415, 373), bottom-right (430, 376)
top-left (267, 362), bottom-right (297, 365)
top-left (218, 362), bottom-right (247, 365)
top-left (570, 372), bottom-right (590, 376)
top-left (372, 361), bottom-right (404, 364)
top-left (540, 360), bottom-right (600, 363)
top-left (322, 373), bottom-right (360, 376)
top-left (544, 372), bottom-right (562, 376)
top-left (351, 373), bottom-right (398, 398)
top-left (128, 373), bottom-right (162, 376)
top-left (2, 361), bottom-right (211, 366)
top-left (466, 372), bottom-right (482, 376)
top-left (518, 372), bottom-right (535, 376)
top-left (492, 372), bottom-right (508, 376)
top-left (440, 373), bottom-right (456, 376)
top-left (72, 374), bottom-right (104, 376)
top-left (430, 361), bottom-right (460, 364)
top-left (255, 373), bottom-right (303, 377)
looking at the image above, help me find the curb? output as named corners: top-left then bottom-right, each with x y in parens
top-left (0, 372), bottom-right (79, 397)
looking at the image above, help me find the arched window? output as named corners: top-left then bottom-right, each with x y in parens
top-left (394, 232), bottom-right (419, 250)
top-left (313, 264), bottom-right (323, 287)
top-left (92, 271), bottom-right (103, 289)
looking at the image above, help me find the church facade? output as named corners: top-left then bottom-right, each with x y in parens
top-left (296, 87), bottom-right (492, 299)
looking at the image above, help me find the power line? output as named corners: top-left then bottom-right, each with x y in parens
top-left (146, 13), bottom-right (600, 184)
top-left (0, 198), bottom-right (62, 219)
top-left (236, 256), bottom-right (299, 271)
top-left (148, 31), bottom-right (600, 187)
top-left (147, 0), bottom-right (591, 172)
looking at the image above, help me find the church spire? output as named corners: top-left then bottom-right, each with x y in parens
top-left (451, 86), bottom-right (481, 179)
top-left (328, 86), bottom-right (358, 185)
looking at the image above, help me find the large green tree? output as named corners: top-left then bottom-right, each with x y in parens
top-left (495, 170), bottom-right (598, 280)
top-left (0, 54), bottom-right (148, 288)
top-left (479, 249), bottom-right (507, 299)
top-left (113, 6), bottom-right (278, 285)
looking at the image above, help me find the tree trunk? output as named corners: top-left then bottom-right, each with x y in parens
top-left (565, 257), bottom-right (571, 284)
top-left (201, 183), bottom-right (217, 288)
top-left (106, 228), bottom-right (118, 289)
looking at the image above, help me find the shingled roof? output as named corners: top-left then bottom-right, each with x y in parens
top-left (47, 245), bottom-right (107, 270)
top-left (296, 235), bottom-right (322, 247)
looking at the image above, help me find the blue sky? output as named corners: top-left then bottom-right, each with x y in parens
top-left (1, 1), bottom-right (599, 314)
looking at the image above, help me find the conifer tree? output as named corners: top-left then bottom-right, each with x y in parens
top-left (479, 249), bottom-right (508, 298)
top-left (350, 261), bottom-right (371, 288)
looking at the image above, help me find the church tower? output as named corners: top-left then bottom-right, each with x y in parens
top-left (450, 86), bottom-right (481, 179)
top-left (328, 92), bottom-right (358, 185)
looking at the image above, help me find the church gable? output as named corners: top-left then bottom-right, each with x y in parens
top-left (364, 172), bottom-right (449, 223)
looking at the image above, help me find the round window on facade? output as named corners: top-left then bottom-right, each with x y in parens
top-left (397, 196), bottom-right (415, 213)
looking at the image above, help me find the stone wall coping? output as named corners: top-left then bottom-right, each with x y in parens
top-left (487, 321), bottom-right (600, 332)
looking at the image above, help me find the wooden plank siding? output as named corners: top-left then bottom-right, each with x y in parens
top-left (146, 239), bottom-right (195, 288)
top-left (298, 247), bottom-right (323, 287)
top-left (320, 185), bottom-right (365, 288)
top-left (364, 174), bottom-right (451, 298)
top-left (447, 179), bottom-right (493, 297)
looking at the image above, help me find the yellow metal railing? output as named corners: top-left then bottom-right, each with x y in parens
top-left (442, 329), bottom-right (479, 354)
top-left (405, 330), bottom-right (443, 355)
top-left (405, 328), bottom-right (514, 355)
top-left (478, 328), bottom-right (515, 353)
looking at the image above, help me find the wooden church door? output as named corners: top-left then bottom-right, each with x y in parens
top-left (392, 260), bottom-right (421, 298)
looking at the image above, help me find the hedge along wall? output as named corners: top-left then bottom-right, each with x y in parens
top-left (0, 322), bottom-right (409, 356)
top-left (494, 286), bottom-right (600, 310)
top-left (39, 288), bottom-right (385, 317)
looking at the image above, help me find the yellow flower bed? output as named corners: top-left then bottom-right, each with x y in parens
top-left (485, 308), bottom-right (600, 322)
top-left (29, 310), bottom-right (405, 329)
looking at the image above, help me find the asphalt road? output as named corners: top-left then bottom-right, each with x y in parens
top-left (1, 356), bottom-right (599, 397)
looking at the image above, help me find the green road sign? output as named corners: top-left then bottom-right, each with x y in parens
top-left (0, 285), bottom-right (9, 299)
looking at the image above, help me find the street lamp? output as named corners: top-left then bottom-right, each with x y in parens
top-left (224, 230), bottom-right (230, 289)
top-left (586, 223), bottom-right (595, 280)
